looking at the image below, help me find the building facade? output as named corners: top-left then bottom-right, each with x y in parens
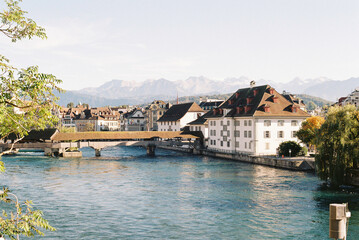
top-left (157, 102), bottom-right (204, 131)
top-left (206, 85), bottom-right (310, 155)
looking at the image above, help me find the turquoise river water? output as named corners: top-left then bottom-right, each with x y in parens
top-left (1, 147), bottom-right (359, 239)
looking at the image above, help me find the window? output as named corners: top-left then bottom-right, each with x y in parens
top-left (234, 130), bottom-right (240, 137)
top-left (264, 131), bottom-right (270, 138)
top-left (227, 141), bottom-right (230, 147)
top-left (214, 130), bottom-right (216, 136)
top-left (223, 136), bottom-right (227, 141)
top-left (235, 120), bottom-right (240, 126)
top-left (214, 121), bottom-right (216, 126)
top-left (244, 120), bottom-right (248, 126)
top-left (248, 120), bottom-right (252, 126)
top-left (221, 121), bottom-right (223, 126)
top-left (223, 125), bottom-right (227, 131)
top-left (291, 120), bottom-right (298, 126)
top-left (278, 131), bottom-right (284, 138)
top-left (220, 141), bottom-right (223, 147)
top-left (227, 131), bottom-right (230, 137)
top-left (227, 120), bottom-right (230, 126)
top-left (213, 140), bottom-right (216, 145)
top-left (264, 120), bottom-right (271, 126)
top-left (278, 120), bottom-right (284, 126)
top-left (249, 142), bottom-right (252, 149)
top-left (245, 142), bottom-right (247, 149)
top-left (248, 131), bottom-right (252, 138)
top-left (244, 131), bottom-right (248, 138)
top-left (235, 142), bottom-right (239, 148)
top-left (220, 131), bottom-right (223, 136)
top-left (292, 131), bottom-right (297, 138)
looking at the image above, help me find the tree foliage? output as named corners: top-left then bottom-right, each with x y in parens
top-left (296, 116), bottom-right (325, 147)
top-left (0, 0), bottom-right (60, 238)
top-left (315, 105), bottom-right (359, 187)
top-left (0, 188), bottom-right (55, 239)
top-left (278, 141), bottom-right (303, 157)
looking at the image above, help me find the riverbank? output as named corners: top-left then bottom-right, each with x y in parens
top-left (158, 146), bottom-right (315, 171)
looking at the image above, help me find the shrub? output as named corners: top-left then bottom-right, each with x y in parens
top-left (278, 141), bottom-right (302, 157)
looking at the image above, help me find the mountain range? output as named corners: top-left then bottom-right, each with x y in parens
top-left (57, 76), bottom-right (359, 107)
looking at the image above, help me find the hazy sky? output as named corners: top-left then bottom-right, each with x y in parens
top-left (1, 0), bottom-right (358, 90)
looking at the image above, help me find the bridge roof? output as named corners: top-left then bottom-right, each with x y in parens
top-left (51, 131), bottom-right (198, 141)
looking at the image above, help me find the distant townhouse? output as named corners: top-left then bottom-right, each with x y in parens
top-left (72, 107), bottom-right (121, 131)
top-left (206, 84), bottom-right (310, 155)
top-left (199, 99), bottom-right (224, 111)
top-left (157, 102), bottom-right (204, 131)
top-left (125, 108), bottom-right (147, 131)
top-left (145, 100), bottom-right (171, 131)
top-left (342, 87), bottom-right (359, 107)
top-left (282, 93), bottom-right (306, 111)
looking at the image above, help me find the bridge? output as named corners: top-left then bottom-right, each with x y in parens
top-left (0, 129), bottom-right (200, 157)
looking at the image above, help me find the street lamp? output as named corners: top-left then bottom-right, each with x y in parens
top-left (289, 149), bottom-right (292, 158)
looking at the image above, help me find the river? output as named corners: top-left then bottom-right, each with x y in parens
top-left (1, 147), bottom-right (359, 239)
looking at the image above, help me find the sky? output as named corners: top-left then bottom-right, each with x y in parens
top-left (1, 0), bottom-right (358, 90)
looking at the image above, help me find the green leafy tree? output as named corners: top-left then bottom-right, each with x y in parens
top-left (66, 102), bottom-right (74, 108)
top-left (278, 141), bottom-right (302, 157)
top-left (315, 105), bottom-right (359, 187)
top-left (306, 101), bottom-right (317, 111)
top-left (0, 0), bottom-right (60, 238)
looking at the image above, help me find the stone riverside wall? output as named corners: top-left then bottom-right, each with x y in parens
top-left (159, 146), bottom-right (315, 171)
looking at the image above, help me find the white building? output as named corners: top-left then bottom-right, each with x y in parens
top-left (157, 102), bottom-right (204, 131)
top-left (342, 87), bottom-right (359, 107)
top-left (206, 85), bottom-right (310, 155)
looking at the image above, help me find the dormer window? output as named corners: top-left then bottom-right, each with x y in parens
top-left (235, 92), bottom-right (240, 98)
top-left (253, 89), bottom-right (259, 96)
top-left (244, 106), bottom-right (251, 113)
top-left (246, 97), bottom-right (254, 104)
top-left (273, 96), bottom-right (279, 103)
top-left (268, 88), bottom-right (275, 95)
top-left (264, 105), bottom-right (270, 112)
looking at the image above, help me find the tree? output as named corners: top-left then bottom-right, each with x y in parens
top-left (84, 122), bottom-right (95, 131)
top-left (66, 102), bottom-right (74, 108)
top-left (278, 141), bottom-right (303, 157)
top-left (315, 105), bottom-right (359, 187)
top-left (0, 0), bottom-right (60, 238)
top-left (306, 101), bottom-right (317, 111)
top-left (296, 116), bottom-right (325, 148)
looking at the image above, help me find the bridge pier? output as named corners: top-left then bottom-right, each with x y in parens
top-left (146, 144), bottom-right (156, 156)
top-left (95, 148), bottom-right (102, 157)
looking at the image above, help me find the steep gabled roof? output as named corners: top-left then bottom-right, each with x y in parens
top-left (188, 111), bottom-right (211, 125)
top-left (205, 85), bottom-right (310, 118)
top-left (157, 102), bottom-right (204, 122)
